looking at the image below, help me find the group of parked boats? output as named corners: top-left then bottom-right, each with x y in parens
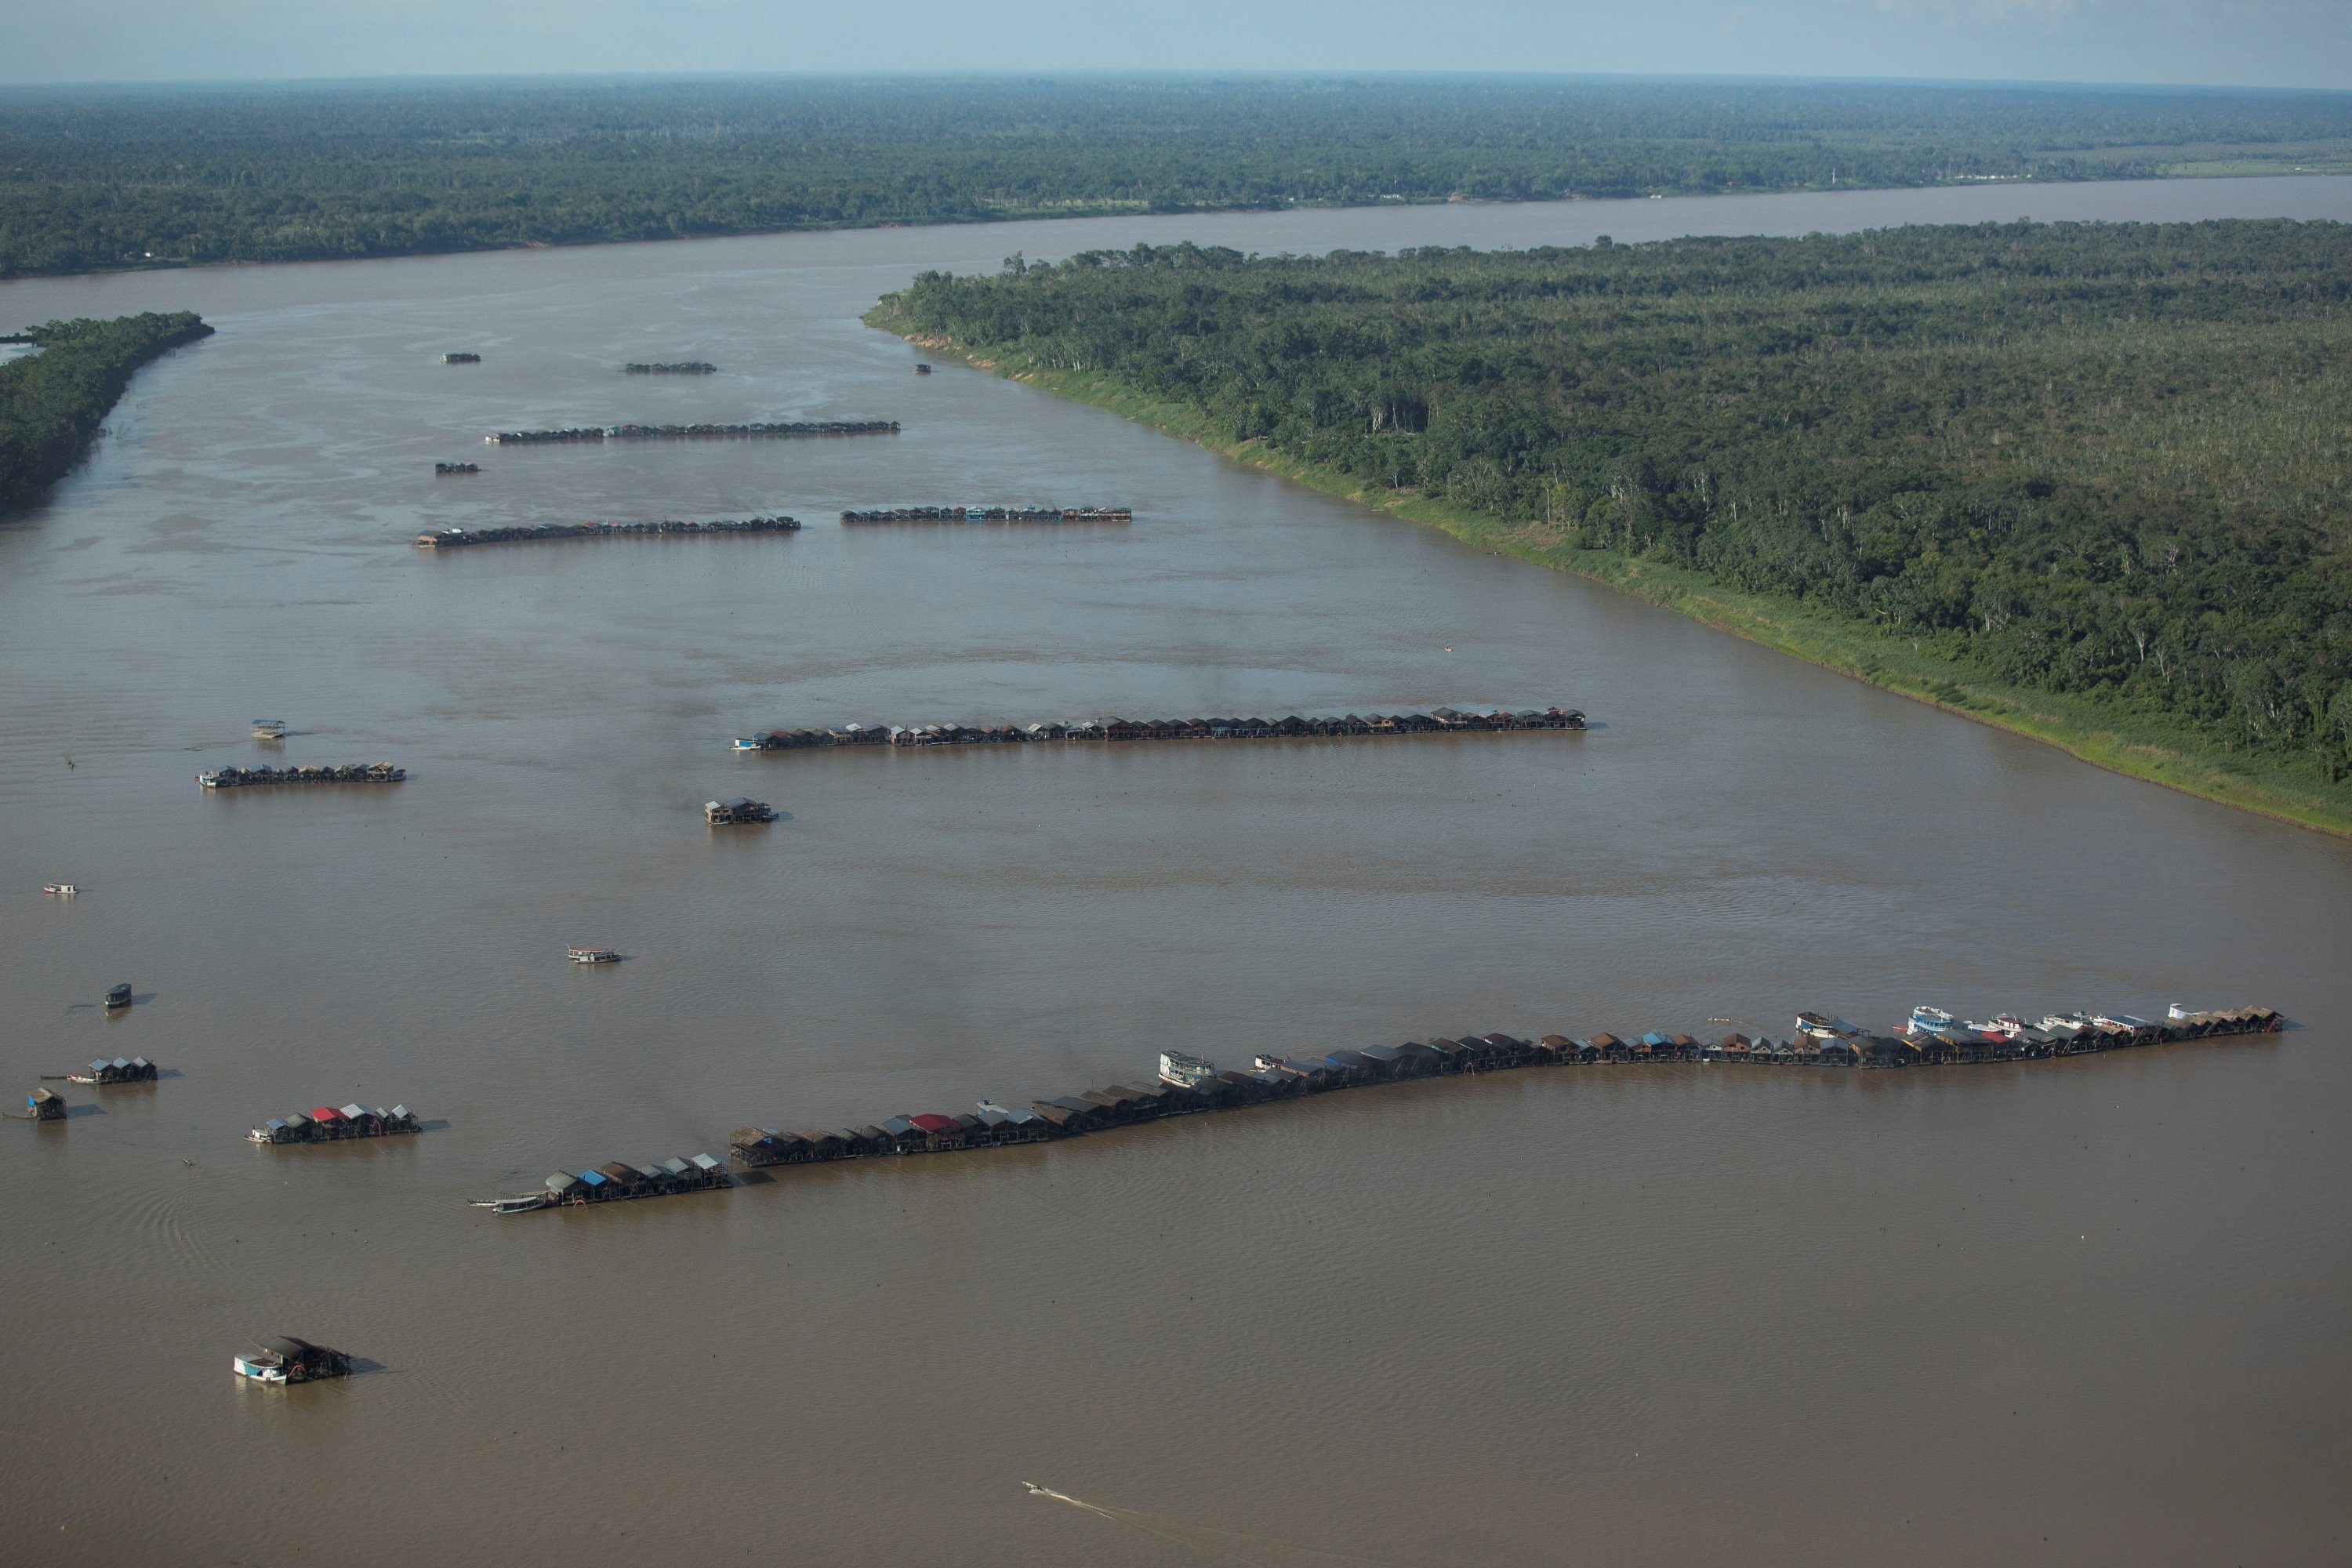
top-left (198, 763), bottom-right (405, 788)
top-left (474, 1153), bottom-right (732, 1214)
top-left (415, 516), bottom-right (801, 549)
top-left (839, 505), bottom-right (1132, 524)
top-left (484, 419), bottom-right (899, 445)
top-left (622, 361), bottom-right (716, 375)
top-left (248, 1103), bottom-right (423, 1145)
top-left (465, 1001), bottom-right (2281, 1215)
top-left (731, 706), bottom-right (1586, 753)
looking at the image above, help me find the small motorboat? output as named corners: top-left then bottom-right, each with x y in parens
top-left (251, 719), bottom-right (287, 739)
top-left (103, 982), bottom-right (132, 1010)
top-left (567, 947), bottom-right (621, 964)
top-left (42, 882), bottom-right (78, 896)
top-left (472, 1193), bottom-right (550, 1215)
top-left (731, 736), bottom-right (764, 752)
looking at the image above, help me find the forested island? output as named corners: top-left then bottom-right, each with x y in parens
top-left (4, 76), bottom-right (2350, 277)
top-left (869, 220), bottom-right (2352, 833)
top-left (0, 313), bottom-right (212, 512)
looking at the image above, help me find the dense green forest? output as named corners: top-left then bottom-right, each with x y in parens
top-left (871, 220), bottom-right (2352, 813)
top-left (0, 312), bottom-right (211, 511)
top-left (5, 76), bottom-right (2352, 278)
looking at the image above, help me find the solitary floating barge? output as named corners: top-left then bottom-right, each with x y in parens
top-left (249, 1104), bottom-right (421, 1145)
top-left (485, 419), bottom-right (898, 445)
top-left (568, 946), bottom-right (621, 964)
top-left (434, 462), bottom-right (480, 476)
top-left (478, 1153), bottom-right (731, 1214)
top-left (416, 516), bottom-right (799, 549)
top-left (623, 361), bottom-right (716, 375)
top-left (441, 353), bottom-right (481, 365)
top-left (26, 1088), bottom-right (66, 1121)
top-left (199, 763), bottom-right (405, 788)
top-left (234, 1337), bottom-right (351, 1384)
top-left (721, 1005), bottom-right (2284, 1175)
top-left (705, 797), bottom-right (776, 826)
top-left (732, 706), bottom-right (1584, 753)
top-left (840, 505), bottom-right (1131, 524)
top-left (70, 1056), bottom-right (158, 1086)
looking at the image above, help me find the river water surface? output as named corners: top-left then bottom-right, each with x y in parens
top-left (3, 177), bottom-right (2348, 1566)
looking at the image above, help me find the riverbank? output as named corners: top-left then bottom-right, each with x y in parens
top-left (877, 324), bottom-right (2352, 838)
top-left (0, 312), bottom-right (212, 513)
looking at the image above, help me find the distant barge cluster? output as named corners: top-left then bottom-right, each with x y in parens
top-left (416, 516), bottom-right (800, 549)
top-left (732, 706), bottom-right (1584, 753)
top-left (623, 361), bottom-right (716, 375)
top-left (198, 763), bottom-right (405, 789)
top-left (71, 1056), bottom-right (158, 1086)
top-left (249, 1104), bottom-right (422, 1145)
top-left (470, 1004), bottom-right (2283, 1213)
top-left (840, 505), bottom-right (1132, 524)
top-left (485, 419), bottom-right (898, 445)
top-left (481, 1153), bottom-right (731, 1213)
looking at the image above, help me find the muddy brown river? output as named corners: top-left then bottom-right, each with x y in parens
top-left (2, 177), bottom-right (2348, 1566)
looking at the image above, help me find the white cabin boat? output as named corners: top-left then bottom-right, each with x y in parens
top-left (42, 882), bottom-right (77, 895)
top-left (1159, 1051), bottom-right (1218, 1090)
top-left (567, 947), bottom-right (621, 964)
top-left (252, 719), bottom-right (287, 739)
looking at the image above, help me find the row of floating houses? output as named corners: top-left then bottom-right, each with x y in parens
top-left (415, 516), bottom-right (801, 549)
top-left (839, 506), bottom-right (1132, 524)
top-left (731, 706), bottom-right (1586, 753)
top-left (472, 1004), bottom-right (2282, 1214)
top-left (198, 763), bottom-right (405, 789)
top-left (484, 1154), bottom-right (731, 1213)
top-left (248, 1104), bottom-right (422, 1144)
top-left (622, 362), bottom-right (717, 374)
top-left (484, 419), bottom-right (899, 445)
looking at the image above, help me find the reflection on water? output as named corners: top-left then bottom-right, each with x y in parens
top-left (2, 177), bottom-right (2348, 1566)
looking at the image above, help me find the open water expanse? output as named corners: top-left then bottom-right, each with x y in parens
top-left (3, 177), bottom-right (2350, 1566)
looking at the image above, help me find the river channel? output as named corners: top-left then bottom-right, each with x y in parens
top-left (2, 176), bottom-right (2348, 1566)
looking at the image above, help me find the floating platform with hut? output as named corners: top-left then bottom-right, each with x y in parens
top-left (623, 361), bottom-right (716, 375)
top-left (25, 1088), bottom-right (66, 1121)
top-left (731, 706), bottom-right (1584, 753)
top-left (839, 505), bottom-right (1131, 524)
top-left (69, 1056), bottom-right (158, 1086)
top-left (248, 1104), bottom-right (421, 1145)
top-left (416, 516), bottom-right (799, 549)
top-left (233, 1337), bottom-right (351, 1384)
top-left (704, 797), bottom-right (776, 826)
top-left (485, 419), bottom-right (898, 445)
top-left (198, 764), bottom-right (405, 788)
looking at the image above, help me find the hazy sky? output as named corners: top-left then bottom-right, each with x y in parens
top-left (2, 0), bottom-right (2347, 89)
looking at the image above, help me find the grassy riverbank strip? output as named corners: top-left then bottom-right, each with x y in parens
top-left (872, 319), bottom-right (2352, 837)
top-left (0, 312), bottom-right (212, 513)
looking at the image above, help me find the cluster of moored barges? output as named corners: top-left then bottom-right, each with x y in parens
top-left (485, 419), bottom-right (898, 444)
top-left (622, 361), bottom-right (715, 375)
top-left (839, 505), bottom-right (1132, 524)
top-left (198, 763), bottom-right (405, 788)
top-left (704, 1006), bottom-right (2285, 1180)
top-left (477, 1153), bottom-right (731, 1213)
top-left (434, 462), bottom-right (479, 476)
top-left (248, 1104), bottom-right (421, 1144)
top-left (731, 706), bottom-right (1584, 753)
top-left (415, 516), bottom-right (800, 549)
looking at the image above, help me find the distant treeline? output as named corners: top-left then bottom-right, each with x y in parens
top-left (871, 220), bottom-right (2352, 786)
top-left (4, 76), bottom-right (2352, 276)
top-left (0, 313), bottom-right (212, 511)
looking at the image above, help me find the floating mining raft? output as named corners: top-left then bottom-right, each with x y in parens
top-left (199, 764), bottom-right (405, 788)
top-left (733, 706), bottom-right (1584, 753)
top-left (623, 361), bottom-right (716, 374)
top-left (840, 505), bottom-right (1131, 524)
top-left (705, 797), bottom-right (776, 825)
top-left (434, 462), bottom-right (479, 476)
top-left (485, 419), bottom-right (898, 445)
top-left (417, 516), bottom-right (800, 549)
top-left (26, 1088), bottom-right (66, 1121)
top-left (478, 1153), bottom-right (731, 1213)
top-left (249, 1104), bottom-right (421, 1144)
top-left (234, 1336), bottom-right (350, 1385)
top-left (441, 353), bottom-right (481, 365)
top-left (69, 1056), bottom-right (158, 1086)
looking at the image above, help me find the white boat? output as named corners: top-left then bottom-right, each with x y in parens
top-left (567, 946), bottom-right (621, 964)
top-left (251, 719), bottom-right (287, 739)
top-left (731, 736), bottom-right (764, 752)
top-left (231, 1353), bottom-right (289, 1384)
top-left (42, 882), bottom-right (77, 896)
top-left (1904, 1005), bottom-right (1956, 1036)
top-left (1159, 1051), bottom-right (1218, 1090)
top-left (1795, 1011), bottom-right (1860, 1040)
top-left (472, 1194), bottom-right (550, 1214)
